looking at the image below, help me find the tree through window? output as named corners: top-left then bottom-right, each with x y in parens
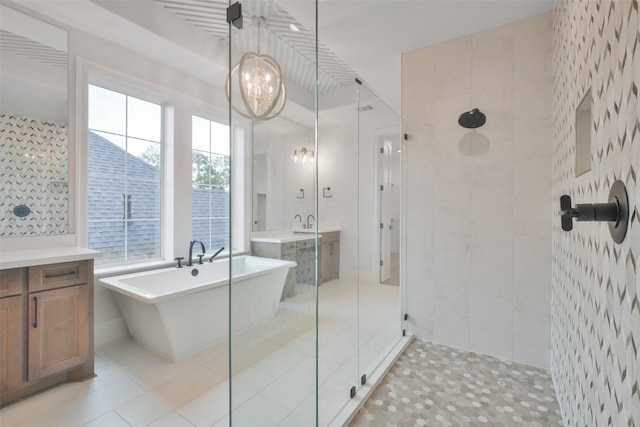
top-left (191, 116), bottom-right (230, 252)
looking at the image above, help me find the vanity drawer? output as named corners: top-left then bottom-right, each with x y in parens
top-left (28, 261), bottom-right (88, 292)
top-left (0, 268), bottom-right (25, 298)
top-left (320, 231), bottom-right (339, 243)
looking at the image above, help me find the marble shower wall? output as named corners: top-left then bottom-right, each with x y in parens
top-left (551, 1), bottom-right (639, 425)
top-left (401, 14), bottom-right (553, 368)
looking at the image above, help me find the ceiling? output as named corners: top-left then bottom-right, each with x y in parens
top-left (282, 0), bottom-right (555, 112)
top-left (13, 0), bottom-right (554, 116)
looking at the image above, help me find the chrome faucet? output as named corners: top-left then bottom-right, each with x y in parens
top-left (187, 240), bottom-right (205, 266)
top-left (306, 214), bottom-right (315, 229)
top-left (209, 246), bottom-right (225, 262)
top-left (294, 214), bottom-right (302, 222)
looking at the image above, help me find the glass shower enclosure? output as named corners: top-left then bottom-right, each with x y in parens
top-left (227, 1), bottom-right (406, 424)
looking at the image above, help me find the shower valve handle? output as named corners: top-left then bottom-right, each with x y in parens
top-left (559, 180), bottom-right (629, 244)
top-left (560, 195), bottom-right (619, 231)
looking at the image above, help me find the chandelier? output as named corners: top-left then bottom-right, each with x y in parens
top-left (225, 21), bottom-right (286, 120)
top-left (291, 147), bottom-right (315, 163)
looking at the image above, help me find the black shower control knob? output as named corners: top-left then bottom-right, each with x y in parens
top-left (574, 203), bottom-right (619, 223)
top-left (558, 180), bottom-right (629, 244)
top-left (560, 195), bottom-right (576, 231)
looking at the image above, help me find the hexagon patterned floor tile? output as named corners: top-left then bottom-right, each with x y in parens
top-left (350, 339), bottom-right (564, 427)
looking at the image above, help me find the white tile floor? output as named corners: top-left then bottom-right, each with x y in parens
top-left (0, 278), bottom-right (400, 427)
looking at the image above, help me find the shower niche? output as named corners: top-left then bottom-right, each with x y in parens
top-left (575, 89), bottom-right (592, 177)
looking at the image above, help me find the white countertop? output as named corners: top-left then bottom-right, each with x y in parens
top-left (251, 225), bottom-right (341, 244)
top-left (250, 230), bottom-right (316, 244)
top-left (0, 247), bottom-right (102, 270)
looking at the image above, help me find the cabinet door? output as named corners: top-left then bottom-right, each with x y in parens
top-left (28, 284), bottom-right (90, 381)
top-left (320, 241), bottom-right (331, 282)
top-left (329, 241), bottom-right (340, 277)
top-left (0, 268), bottom-right (24, 298)
top-left (0, 295), bottom-right (24, 391)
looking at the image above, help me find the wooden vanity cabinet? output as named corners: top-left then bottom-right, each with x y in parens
top-left (0, 260), bottom-right (94, 407)
top-left (0, 268), bottom-right (25, 393)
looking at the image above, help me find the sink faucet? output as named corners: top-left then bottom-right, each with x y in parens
top-left (209, 246), bottom-right (225, 262)
top-left (306, 214), bottom-right (315, 229)
top-left (187, 240), bottom-right (205, 266)
top-left (294, 214), bottom-right (302, 222)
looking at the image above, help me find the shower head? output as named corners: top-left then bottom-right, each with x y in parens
top-left (458, 108), bottom-right (486, 129)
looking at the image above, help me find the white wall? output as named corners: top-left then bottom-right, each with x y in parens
top-left (317, 117), bottom-right (399, 277)
top-left (318, 126), bottom-right (359, 271)
top-left (402, 13), bottom-right (552, 368)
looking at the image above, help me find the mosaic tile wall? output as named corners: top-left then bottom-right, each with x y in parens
top-left (0, 114), bottom-right (69, 237)
top-left (551, 1), bottom-right (639, 426)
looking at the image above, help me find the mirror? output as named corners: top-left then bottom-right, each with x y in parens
top-left (0, 4), bottom-right (69, 237)
top-left (252, 119), bottom-right (315, 231)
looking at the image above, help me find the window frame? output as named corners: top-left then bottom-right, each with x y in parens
top-left (82, 67), bottom-right (170, 268)
top-left (191, 113), bottom-right (231, 253)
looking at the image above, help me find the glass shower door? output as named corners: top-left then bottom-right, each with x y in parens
top-left (315, 81), bottom-right (360, 425)
top-left (356, 83), bottom-right (404, 387)
top-left (228, 1), bottom-right (319, 425)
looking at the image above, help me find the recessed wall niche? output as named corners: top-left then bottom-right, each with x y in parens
top-left (574, 89), bottom-right (592, 177)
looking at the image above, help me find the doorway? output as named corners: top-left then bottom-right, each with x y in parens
top-left (378, 137), bottom-right (400, 286)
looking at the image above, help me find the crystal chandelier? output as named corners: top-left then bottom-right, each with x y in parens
top-left (225, 21), bottom-right (286, 120)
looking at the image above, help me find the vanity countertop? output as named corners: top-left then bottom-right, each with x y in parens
top-left (291, 224), bottom-right (342, 234)
top-left (250, 225), bottom-right (341, 244)
top-left (0, 247), bottom-right (101, 270)
top-left (250, 230), bottom-right (316, 244)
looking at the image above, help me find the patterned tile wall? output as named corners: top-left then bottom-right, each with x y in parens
top-left (0, 114), bottom-right (69, 237)
top-left (551, 1), bottom-right (639, 426)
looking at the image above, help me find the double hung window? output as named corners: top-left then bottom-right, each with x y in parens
top-left (191, 115), bottom-right (230, 252)
top-left (87, 84), bottom-right (163, 265)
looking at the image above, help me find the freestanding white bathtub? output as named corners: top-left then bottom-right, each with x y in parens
top-left (99, 255), bottom-right (296, 361)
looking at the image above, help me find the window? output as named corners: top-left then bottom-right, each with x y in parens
top-left (192, 115), bottom-right (230, 252)
top-left (87, 85), bottom-right (163, 265)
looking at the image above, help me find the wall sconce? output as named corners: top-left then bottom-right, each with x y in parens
top-left (323, 187), bottom-right (332, 198)
top-left (297, 188), bottom-right (304, 199)
top-left (292, 148), bottom-right (315, 164)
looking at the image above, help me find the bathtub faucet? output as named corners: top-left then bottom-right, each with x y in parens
top-left (209, 246), bottom-right (225, 262)
top-left (187, 240), bottom-right (206, 266)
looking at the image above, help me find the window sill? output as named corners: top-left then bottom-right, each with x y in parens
top-left (93, 250), bottom-right (248, 279)
top-left (94, 259), bottom-right (173, 279)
